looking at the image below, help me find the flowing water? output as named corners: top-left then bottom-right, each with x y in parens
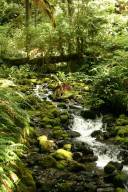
top-left (34, 84), bottom-right (128, 173)
top-left (72, 115), bottom-right (121, 168)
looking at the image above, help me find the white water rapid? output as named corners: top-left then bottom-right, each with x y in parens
top-left (34, 84), bottom-right (52, 101)
top-left (72, 115), bottom-right (128, 171)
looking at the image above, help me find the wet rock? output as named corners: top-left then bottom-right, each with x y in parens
top-left (81, 155), bottom-right (98, 162)
top-left (91, 130), bottom-right (104, 141)
top-left (72, 141), bottom-right (94, 155)
top-left (104, 161), bottom-right (123, 174)
top-left (81, 110), bottom-right (96, 119)
top-left (73, 152), bottom-right (83, 161)
top-left (118, 150), bottom-right (128, 164)
top-left (102, 114), bottom-right (115, 127)
top-left (67, 130), bottom-right (81, 138)
top-left (72, 141), bottom-right (97, 162)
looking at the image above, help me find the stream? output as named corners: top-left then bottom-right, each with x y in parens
top-left (34, 84), bottom-right (128, 173)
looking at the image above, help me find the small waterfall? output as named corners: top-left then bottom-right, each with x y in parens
top-left (34, 84), bottom-right (52, 101)
top-left (72, 115), bottom-right (125, 169)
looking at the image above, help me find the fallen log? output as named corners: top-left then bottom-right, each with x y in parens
top-left (2, 53), bottom-right (83, 67)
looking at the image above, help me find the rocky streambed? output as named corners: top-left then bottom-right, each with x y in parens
top-left (19, 77), bottom-right (128, 192)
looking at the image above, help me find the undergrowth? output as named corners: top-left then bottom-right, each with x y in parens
top-left (0, 87), bottom-right (35, 192)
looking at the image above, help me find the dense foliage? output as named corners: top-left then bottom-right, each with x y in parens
top-left (1, 0), bottom-right (128, 191)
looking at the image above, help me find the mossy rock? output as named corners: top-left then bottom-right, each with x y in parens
top-left (38, 135), bottom-right (55, 152)
top-left (113, 172), bottom-right (128, 187)
top-left (39, 155), bottom-right (57, 168)
top-left (57, 182), bottom-right (74, 192)
top-left (60, 114), bottom-right (69, 124)
top-left (18, 85), bottom-right (30, 93)
top-left (104, 161), bottom-right (123, 174)
top-left (41, 117), bottom-right (61, 126)
top-left (116, 188), bottom-right (127, 192)
top-left (57, 103), bottom-right (67, 109)
top-left (53, 149), bottom-right (73, 160)
top-left (40, 117), bottom-right (52, 127)
top-left (16, 79), bottom-right (32, 85)
top-left (63, 144), bottom-right (72, 151)
top-left (50, 108), bottom-right (61, 117)
top-left (116, 115), bottom-right (128, 126)
top-left (25, 94), bottom-right (41, 108)
top-left (67, 130), bottom-right (81, 138)
top-left (51, 130), bottom-right (69, 139)
top-left (30, 78), bottom-right (37, 84)
top-left (117, 126), bottom-right (128, 137)
top-left (68, 160), bottom-right (86, 172)
top-left (114, 136), bottom-right (128, 145)
top-left (56, 160), bottom-right (68, 170)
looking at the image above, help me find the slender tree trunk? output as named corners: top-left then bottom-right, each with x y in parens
top-left (25, 0), bottom-right (31, 58)
top-left (67, 0), bottom-right (73, 71)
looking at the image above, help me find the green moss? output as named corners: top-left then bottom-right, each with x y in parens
top-left (63, 144), bottom-right (72, 151)
top-left (68, 160), bottom-right (86, 172)
top-left (18, 85), bottom-right (31, 93)
top-left (39, 155), bottom-right (57, 168)
top-left (53, 149), bottom-right (73, 160)
top-left (60, 114), bottom-right (69, 123)
top-left (57, 182), bottom-right (74, 192)
top-left (117, 126), bottom-right (128, 137)
top-left (14, 161), bottom-right (36, 192)
top-left (38, 135), bottom-right (55, 152)
top-left (56, 160), bottom-right (68, 170)
top-left (116, 114), bottom-right (128, 126)
top-left (116, 188), bottom-right (127, 192)
top-left (113, 172), bottom-right (128, 187)
top-left (51, 129), bottom-right (69, 139)
top-left (114, 136), bottom-right (128, 144)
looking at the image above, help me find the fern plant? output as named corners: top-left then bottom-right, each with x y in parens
top-left (0, 87), bottom-right (35, 191)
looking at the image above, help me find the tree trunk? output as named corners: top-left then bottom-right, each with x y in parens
top-left (25, 0), bottom-right (31, 58)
